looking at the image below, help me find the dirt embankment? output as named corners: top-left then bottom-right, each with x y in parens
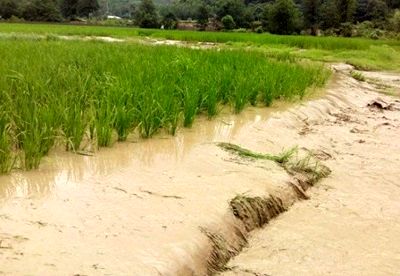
top-left (1, 64), bottom-right (399, 275)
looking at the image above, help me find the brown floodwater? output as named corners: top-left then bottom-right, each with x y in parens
top-left (0, 103), bottom-right (290, 202)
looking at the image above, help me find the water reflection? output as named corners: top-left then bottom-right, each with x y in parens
top-left (0, 106), bottom-right (284, 201)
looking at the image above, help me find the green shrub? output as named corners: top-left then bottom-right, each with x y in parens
top-left (222, 15), bottom-right (236, 30)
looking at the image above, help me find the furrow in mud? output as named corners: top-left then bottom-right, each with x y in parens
top-left (199, 147), bottom-right (331, 275)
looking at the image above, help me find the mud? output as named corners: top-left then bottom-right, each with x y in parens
top-left (1, 64), bottom-right (400, 275)
top-left (0, 32), bottom-right (218, 49)
top-left (221, 66), bottom-right (400, 276)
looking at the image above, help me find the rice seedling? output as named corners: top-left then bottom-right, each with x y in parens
top-left (0, 111), bottom-right (14, 174)
top-left (217, 142), bottom-right (298, 163)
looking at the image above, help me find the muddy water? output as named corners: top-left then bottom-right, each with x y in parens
top-left (0, 103), bottom-right (293, 275)
top-left (0, 104), bottom-right (289, 201)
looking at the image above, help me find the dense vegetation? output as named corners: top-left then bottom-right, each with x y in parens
top-left (0, 38), bottom-right (329, 173)
top-left (1, 0), bottom-right (400, 36)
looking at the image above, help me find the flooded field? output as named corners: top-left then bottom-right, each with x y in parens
top-left (1, 65), bottom-right (399, 275)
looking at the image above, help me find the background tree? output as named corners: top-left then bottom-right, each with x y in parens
top-left (135, 0), bottom-right (159, 28)
top-left (221, 14), bottom-right (236, 29)
top-left (22, 0), bottom-right (62, 21)
top-left (366, 0), bottom-right (388, 23)
top-left (318, 0), bottom-right (340, 29)
top-left (61, 0), bottom-right (78, 19)
top-left (336, 0), bottom-right (357, 23)
top-left (197, 4), bottom-right (210, 30)
top-left (303, 0), bottom-right (321, 34)
top-left (161, 11), bottom-right (178, 28)
top-left (215, 0), bottom-right (246, 27)
top-left (268, 0), bottom-right (301, 34)
top-left (390, 9), bottom-right (400, 31)
top-left (77, 0), bottom-right (100, 17)
top-left (0, 0), bottom-right (20, 19)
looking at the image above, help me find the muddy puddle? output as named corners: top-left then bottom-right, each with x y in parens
top-left (1, 65), bottom-right (400, 276)
top-left (0, 101), bottom-right (295, 275)
top-left (0, 103), bottom-right (290, 201)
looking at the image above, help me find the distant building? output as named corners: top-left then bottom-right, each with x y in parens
top-left (107, 15), bottom-right (122, 20)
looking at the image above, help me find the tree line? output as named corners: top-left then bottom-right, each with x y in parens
top-left (0, 0), bottom-right (399, 36)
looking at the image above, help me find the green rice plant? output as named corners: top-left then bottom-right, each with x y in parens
top-left (218, 142), bottom-right (298, 163)
top-left (0, 38), bottom-right (330, 172)
top-left (21, 120), bottom-right (53, 170)
top-left (0, 111), bottom-right (14, 173)
top-left (111, 85), bottom-right (137, 141)
top-left (94, 94), bottom-right (116, 148)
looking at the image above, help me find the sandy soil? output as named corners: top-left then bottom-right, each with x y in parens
top-left (1, 65), bottom-right (399, 275)
top-left (221, 65), bottom-right (400, 276)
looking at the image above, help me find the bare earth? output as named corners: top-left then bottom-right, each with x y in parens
top-left (1, 65), bottom-right (400, 275)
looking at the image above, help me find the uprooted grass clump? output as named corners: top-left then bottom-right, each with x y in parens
top-left (217, 142), bottom-right (297, 164)
top-left (218, 142), bottom-right (331, 184)
top-left (351, 70), bottom-right (366, 81)
top-left (283, 152), bottom-right (332, 185)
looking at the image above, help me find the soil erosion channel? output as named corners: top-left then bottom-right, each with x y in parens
top-left (1, 65), bottom-right (400, 275)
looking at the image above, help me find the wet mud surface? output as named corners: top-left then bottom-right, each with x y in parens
top-left (221, 65), bottom-right (400, 276)
top-left (1, 64), bottom-right (400, 275)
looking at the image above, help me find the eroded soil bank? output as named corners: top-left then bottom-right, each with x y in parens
top-left (1, 64), bottom-right (400, 275)
top-left (221, 66), bottom-right (400, 276)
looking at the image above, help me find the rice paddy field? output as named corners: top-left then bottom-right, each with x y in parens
top-left (0, 36), bottom-right (330, 173)
top-left (1, 22), bottom-right (399, 50)
top-left (0, 22), bottom-right (399, 174)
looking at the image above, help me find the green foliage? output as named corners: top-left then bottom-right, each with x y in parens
top-left (0, 0), bottom-right (19, 19)
top-left (268, 0), bottom-right (301, 34)
top-left (366, 0), bottom-right (389, 22)
top-left (0, 109), bottom-right (13, 174)
top-left (350, 70), bottom-right (366, 81)
top-left (61, 0), bottom-right (78, 18)
top-left (135, 0), bottom-right (159, 28)
top-left (161, 11), bottom-right (177, 29)
top-left (319, 0), bottom-right (340, 29)
top-left (303, 0), bottom-right (321, 34)
top-left (336, 0), bottom-right (357, 23)
top-left (76, 0), bottom-right (99, 17)
top-left (22, 0), bottom-right (62, 22)
top-left (390, 9), bottom-right (400, 32)
top-left (216, 0), bottom-right (246, 27)
top-left (222, 14), bottom-right (236, 30)
top-left (197, 4), bottom-right (210, 30)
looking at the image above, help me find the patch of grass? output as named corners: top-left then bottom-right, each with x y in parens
top-left (351, 71), bottom-right (366, 81)
top-left (218, 142), bottom-right (298, 163)
top-left (283, 152), bottom-right (332, 184)
top-left (219, 142), bottom-right (331, 184)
